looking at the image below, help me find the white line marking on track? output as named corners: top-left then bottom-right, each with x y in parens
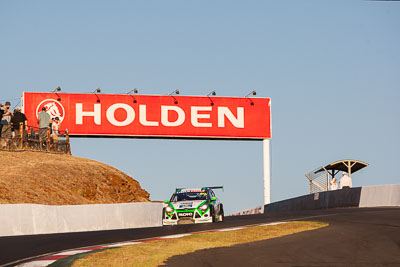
top-left (52, 250), bottom-right (93, 256)
top-left (258, 222), bottom-right (288, 226)
top-left (217, 227), bottom-right (246, 232)
top-left (17, 260), bottom-right (56, 267)
top-left (107, 241), bottom-right (141, 247)
top-left (160, 233), bottom-right (192, 239)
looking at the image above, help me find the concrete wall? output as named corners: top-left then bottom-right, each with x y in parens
top-left (264, 184), bottom-right (400, 214)
top-left (228, 205), bottom-right (264, 216)
top-left (264, 187), bottom-right (362, 213)
top-left (0, 202), bottom-right (163, 237)
top-left (359, 184), bottom-right (400, 208)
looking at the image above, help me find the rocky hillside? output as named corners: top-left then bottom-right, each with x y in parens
top-left (0, 151), bottom-right (150, 205)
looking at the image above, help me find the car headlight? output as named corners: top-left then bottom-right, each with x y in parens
top-left (200, 204), bottom-right (208, 210)
top-left (165, 206), bottom-right (173, 213)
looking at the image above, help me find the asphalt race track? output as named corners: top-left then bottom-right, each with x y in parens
top-left (165, 208), bottom-right (400, 267)
top-left (0, 207), bottom-right (399, 266)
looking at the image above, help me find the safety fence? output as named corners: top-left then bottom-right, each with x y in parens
top-left (0, 122), bottom-right (71, 154)
top-left (305, 167), bottom-right (329, 194)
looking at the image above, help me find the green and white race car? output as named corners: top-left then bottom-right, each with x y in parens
top-left (162, 186), bottom-right (224, 225)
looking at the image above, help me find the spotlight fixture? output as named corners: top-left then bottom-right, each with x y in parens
top-left (92, 88), bottom-right (101, 102)
top-left (51, 86), bottom-right (61, 93)
top-left (168, 89), bottom-right (180, 104)
top-left (206, 90), bottom-right (216, 106)
top-left (168, 89), bottom-right (180, 96)
top-left (127, 88), bottom-right (139, 103)
top-left (206, 90), bottom-right (216, 97)
top-left (92, 88), bottom-right (101, 93)
top-left (244, 90), bottom-right (256, 98)
top-left (51, 86), bottom-right (62, 101)
top-left (127, 88), bottom-right (139, 94)
top-left (245, 90), bottom-right (257, 105)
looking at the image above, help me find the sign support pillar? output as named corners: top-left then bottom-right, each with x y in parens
top-left (263, 139), bottom-right (271, 205)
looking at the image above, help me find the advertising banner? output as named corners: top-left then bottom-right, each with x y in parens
top-left (22, 92), bottom-right (271, 140)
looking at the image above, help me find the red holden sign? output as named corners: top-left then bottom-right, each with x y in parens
top-left (22, 92), bottom-right (271, 140)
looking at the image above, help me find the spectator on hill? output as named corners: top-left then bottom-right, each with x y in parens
top-left (1, 101), bottom-right (13, 148)
top-left (37, 107), bottom-right (50, 149)
top-left (51, 117), bottom-right (60, 150)
top-left (330, 177), bottom-right (338, 190)
top-left (11, 107), bottom-right (28, 146)
top-left (0, 103), bottom-right (3, 135)
top-left (49, 117), bottom-right (53, 133)
top-left (340, 172), bottom-right (352, 189)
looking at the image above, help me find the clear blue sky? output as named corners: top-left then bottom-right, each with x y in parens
top-left (1, 1), bottom-right (399, 213)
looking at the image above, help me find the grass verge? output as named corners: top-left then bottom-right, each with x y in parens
top-left (72, 221), bottom-right (327, 267)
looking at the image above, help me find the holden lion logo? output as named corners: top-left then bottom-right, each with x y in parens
top-left (35, 99), bottom-right (65, 124)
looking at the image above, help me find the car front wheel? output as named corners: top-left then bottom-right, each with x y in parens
top-left (218, 204), bottom-right (224, 222)
top-left (210, 206), bottom-right (216, 223)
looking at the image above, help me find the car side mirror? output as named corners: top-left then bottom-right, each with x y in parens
top-left (164, 200), bottom-right (170, 204)
top-left (211, 197), bottom-right (217, 201)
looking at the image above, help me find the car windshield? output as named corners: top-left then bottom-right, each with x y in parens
top-left (171, 192), bottom-right (208, 202)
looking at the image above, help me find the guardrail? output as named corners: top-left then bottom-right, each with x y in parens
top-left (0, 123), bottom-right (71, 154)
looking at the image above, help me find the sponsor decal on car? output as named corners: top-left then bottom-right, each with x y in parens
top-left (178, 212), bottom-right (193, 217)
top-left (179, 203), bottom-right (193, 208)
top-left (179, 188), bottom-right (207, 193)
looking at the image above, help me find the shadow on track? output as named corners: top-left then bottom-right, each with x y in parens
top-left (164, 208), bottom-right (400, 267)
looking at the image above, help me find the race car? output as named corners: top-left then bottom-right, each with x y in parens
top-left (162, 186), bottom-right (224, 225)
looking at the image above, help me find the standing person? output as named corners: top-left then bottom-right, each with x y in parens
top-left (51, 117), bottom-right (60, 150)
top-left (330, 177), bottom-right (338, 190)
top-left (11, 107), bottom-right (28, 147)
top-left (1, 101), bottom-right (13, 148)
top-left (37, 107), bottom-right (50, 150)
top-left (340, 172), bottom-right (352, 189)
top-left (49, 117), bottom-right (53, 134)
top-left (0, 103), bottom-right (4, 135)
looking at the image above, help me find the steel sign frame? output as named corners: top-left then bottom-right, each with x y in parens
top-left (22, 92), bottom-right (272, 205)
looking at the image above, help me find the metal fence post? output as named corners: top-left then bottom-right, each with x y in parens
top-left (66, 130), bottom-right (71, 155)
top-left (46, 127), bottom-right (50, 151)
top-left (19, 122), bottom-right (23, 149)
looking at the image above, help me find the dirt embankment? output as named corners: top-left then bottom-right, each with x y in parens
top-left (0, 151), bottom-right (150, 205)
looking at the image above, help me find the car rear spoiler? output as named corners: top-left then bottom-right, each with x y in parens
top-left (175, 186), bottom-right (224, 192)
top-left (206, 186), bottom-right (224, 191)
